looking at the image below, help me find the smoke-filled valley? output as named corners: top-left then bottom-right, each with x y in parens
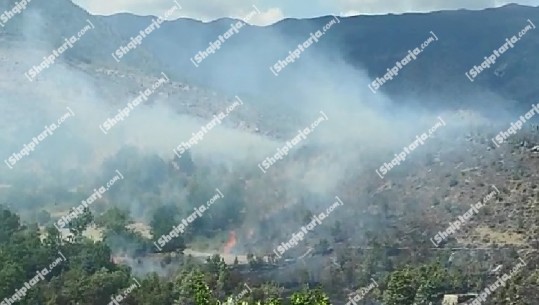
top-left (1, 1), bottom-right (539, 305)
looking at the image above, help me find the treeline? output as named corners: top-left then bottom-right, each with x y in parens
top-left (0, 205), bottom-right (331, 305)
top-left (2, 204), bottom-right (538, 305)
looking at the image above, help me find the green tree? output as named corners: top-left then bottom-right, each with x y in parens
top-left (290, 287), bottom-right (331, 305)
top-left (68, 207), bottom-right (94, 238)
top-left (133, 273), bottom-right (176, 305)
top-left (96, 207), bottom-right (131, 233)
top-left (150, 205), bottom-right (186, 253)
top-left (383, 266), bottom-right (418, 305)
top-left (190, 272), bottom-right (213, 305)
top-left (0, 206), bottom-right (22, 243)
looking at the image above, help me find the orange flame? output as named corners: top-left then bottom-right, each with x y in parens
top-left (224, 231), bottom-right (237, 254)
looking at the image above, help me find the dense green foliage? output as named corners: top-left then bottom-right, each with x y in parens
top-left (0, 206), bottom-right (332, 305)
top-left (1, 199), bottom-right (536, 305)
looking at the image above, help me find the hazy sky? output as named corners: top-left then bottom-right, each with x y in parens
top-left (70, 0), bottom-right (539, 25)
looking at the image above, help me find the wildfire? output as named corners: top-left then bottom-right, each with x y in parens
top-left (223, 230), bottom-right (237, 254)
